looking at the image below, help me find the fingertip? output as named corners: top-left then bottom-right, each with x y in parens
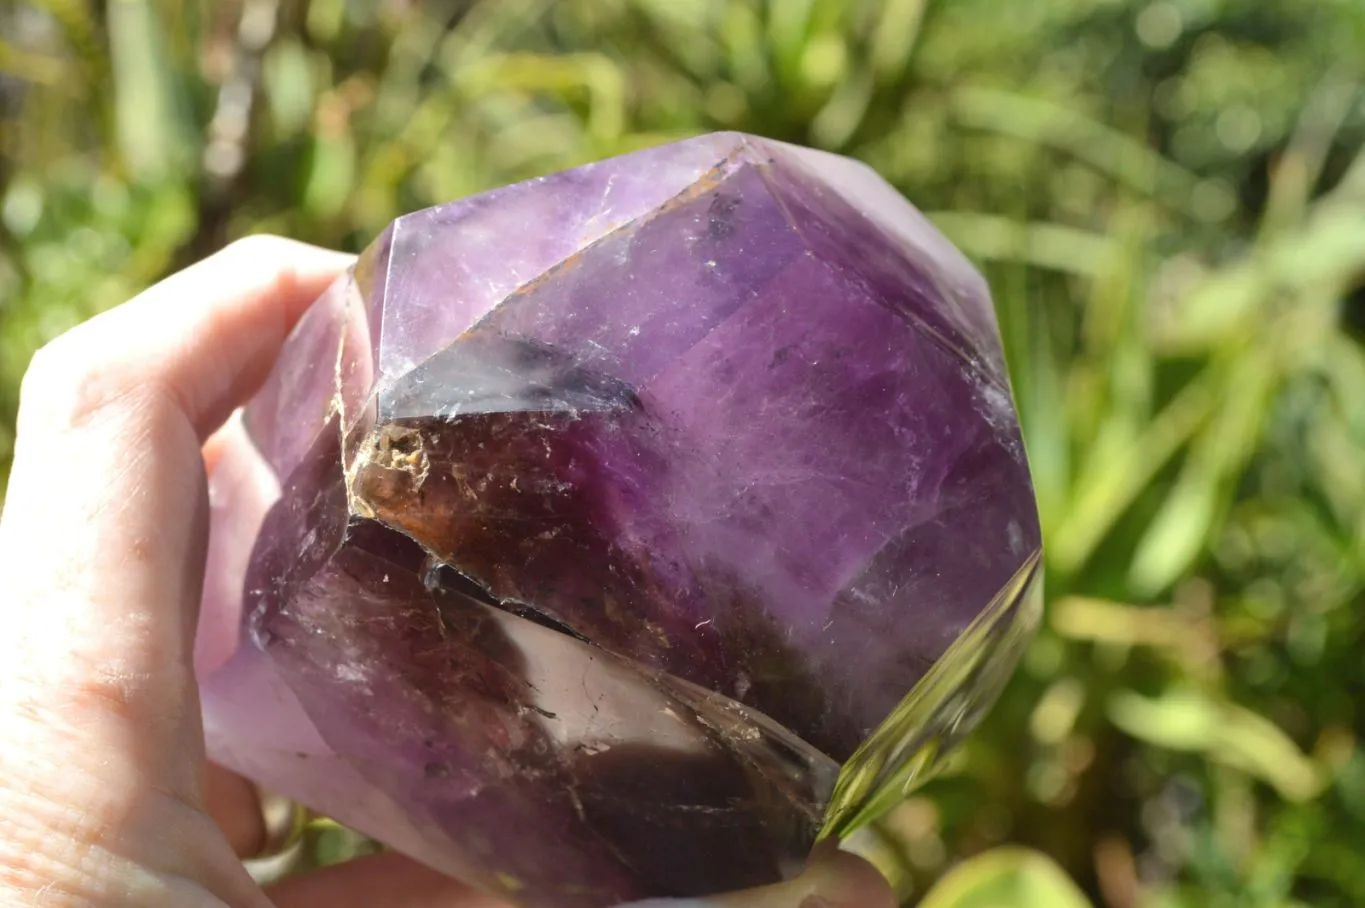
top-left (749, 843), bottom-right (897, 908)
top-left (211, 233), bottom-right (356, 272)
top-left (203, 762), bottom-right (266, 858)
top-left (205, 236), bottom-right (356, 319)
top-left (631, 843), bottom-right (897, 908)
top-left (811, 847), bottom-right (898, 908)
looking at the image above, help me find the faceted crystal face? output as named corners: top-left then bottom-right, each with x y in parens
top-left (198, 133), bottom-right (1042, 908)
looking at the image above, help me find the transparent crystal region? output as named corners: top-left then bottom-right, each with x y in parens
top-left (197, 132), bottom-right (1042, 908)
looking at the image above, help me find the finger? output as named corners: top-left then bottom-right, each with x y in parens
top-left (203, 762), bottom-right (266, 859)
top-left (0, 236), bottom-right (352, 901)
top-left (2, 234), bottom-right (351, 783)
top-left (720, 845), bottom-right (895, 908)
top-left (266, 843), bottom-right (895, 908)
top-left (266, 852), bottom-right (512, 908)
top-left (624, 844), bottom-right (896, 908)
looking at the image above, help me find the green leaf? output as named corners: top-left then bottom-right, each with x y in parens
top-left (870, 0), bottom-right (926, 81)
top-left (1050, 368), bottom-right (1216, 575)
top-left (106, 0), bottom-right (198, 183)
top-left (1126, 459), bottom-right (1223, 596)
top-left (302, 131), bottom-right (358, 219)
top-left (262, 38), bottom-right (316, 139)
top-left (927, 213), bottom-right (1118, 276)
top-left (948, 87), bottom-right (1207, 218)
top-left (918, 847), bottom-right (1094, 908)
top-left (1109, 689), bottom-right (1326, 802)
top-left (1129, 331), bottom-right (1281, 595)
top-left (767, 0), bottom-right (818, 86)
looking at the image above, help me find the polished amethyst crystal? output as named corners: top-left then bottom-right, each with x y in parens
top-left (197, 133), bottom-right (1042, 907)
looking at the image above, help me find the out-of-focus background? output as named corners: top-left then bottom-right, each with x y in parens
top-left (3, 1), bottom-right (1365, 905)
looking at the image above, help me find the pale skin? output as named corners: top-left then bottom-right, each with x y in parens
top-left (0, 237), bottom-right (897, 908)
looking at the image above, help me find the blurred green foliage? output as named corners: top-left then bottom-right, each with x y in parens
top-left (4, 1), bottom-right (1365, 906)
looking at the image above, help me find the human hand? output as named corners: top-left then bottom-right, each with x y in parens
top-left (0, 237), bottom-right (896, 908)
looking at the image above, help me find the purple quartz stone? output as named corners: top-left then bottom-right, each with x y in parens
top-left (197, 133), bottom-right (1042, 907)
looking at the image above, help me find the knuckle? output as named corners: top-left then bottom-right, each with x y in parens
top-left (218, 232), bottom-right (292, 266)
top-left (21, 330), bottom-right (80, 390)
top-left (18, 329), bottom-right (147, 434)
top-left (217, 233), bottom-right (314, 292)
top-left (67, 665), bottom-right (160, 729)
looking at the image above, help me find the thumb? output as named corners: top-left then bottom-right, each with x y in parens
top-left (0, 236), bottom-right (352, 906)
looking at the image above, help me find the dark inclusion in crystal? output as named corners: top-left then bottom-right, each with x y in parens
top-left (196, 133), bottom-right (1042, 908)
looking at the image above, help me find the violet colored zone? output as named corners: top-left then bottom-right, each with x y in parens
top-left (196, 132), bottom-right (1042, 908)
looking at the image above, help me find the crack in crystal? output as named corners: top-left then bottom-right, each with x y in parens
top-left (341, 444), bottom-right (602, 657)
top-left (343, 439), bottom-right (834, 838)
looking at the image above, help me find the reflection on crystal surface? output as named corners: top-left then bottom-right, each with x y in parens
top-left (198, 132), bottom-right (1042, 907)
